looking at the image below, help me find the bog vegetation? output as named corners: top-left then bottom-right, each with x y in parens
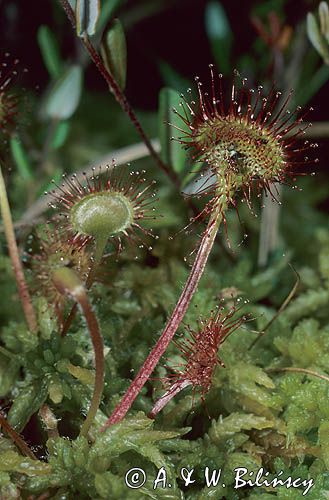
top-left (0, 1), bottom-right (329, 498)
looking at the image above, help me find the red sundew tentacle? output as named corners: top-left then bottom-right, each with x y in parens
top-left (178, 97), bottom-right (191, 125)
top-left (258, 88), bottom-right (278, 127)
top-left (255, 97), bottom-right (268, 126)
top-left (214, 73), bottom-right (225, 116)
top-left (0, 56), bottom-right (20, 138)
top-left (249, 86), bottom-right (263, 121)
top-left (180, 95), bottom-right (196, 119)
top-left (209, 64), bottom-right (218, 116)
top-left (272, 110), bottom-right (298, 136)
top-left (277, 119), bottom-right (310, 139)
top-left (283, 130), bottom-right (312, 149)
top-left (267, 89), bottom-right (294, 130)
top-left (173, 106), bottom-right (195, 128)
top-left (169, 121), bottom-right (192, 135)
top-left (194, 77), bottom-right (208, 121)
top-left (237, 77), bottom-right (248, 118)
top-left (245, 89), bottom-right (254, 125)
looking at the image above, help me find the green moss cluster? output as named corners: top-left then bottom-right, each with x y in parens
top-left (1, 169), bottom-right (329, 498)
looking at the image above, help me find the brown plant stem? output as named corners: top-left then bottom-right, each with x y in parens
top-left (58, 0), bottom-right (178, 187)
top-left (266, 367), bottom-right (329, 383)
top-left (61, 237), bottom-right (107, 336)
top-left (0, 165), bottom-right (37, 333)
top-left (100, 204), bottom-right (224, 430)
top-left (0, 412), bottom-right (36, 460)
top-left (53, 268), bottom-right (104, 436)
top-left (78, 292), bottom-right (105, 436)
top-left (148, 380), bottom-right (192, 419)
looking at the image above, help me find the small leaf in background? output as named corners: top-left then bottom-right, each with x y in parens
top-left (98, 0), bottom-right (124, 32)
top-left (158, 87), bottom-right (189, 174)
top-left (319, 1), bottom-right (329, 43)
top-left (44, 65), bottom-right (83, 121)
top-left (37, 25), bottom-right (63, 80)
top-left (100, 19), bottom-right (127, 91)
top-left (50, 121), bottom-right (71, 150)
top-left (307, 11), bottom-right (329, 65)
top-left (76, 0), bottom-right (101, 37)
top-left (10, 136), bottom-right (33, 181)
top-left (205, 1), bottom-right (233, 75)
top-left (38, 169), bottom-right (63, 197)
top-left (158, 60), bottom-right (191, 93)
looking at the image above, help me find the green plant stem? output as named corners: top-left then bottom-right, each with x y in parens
top-left (266, 367), bottom-right (329, 383)
top-left (248, 265), bottom-right (300, 350)
top-left (101, 204), bottom-right (224, 430)
top-left (0, 165), bottom-right (37, 333)
top-left (0, 346), bottom-right (14, 358)
top-left (0, 412), bottom-right (36, 459)
top-left (58, 0), bottom-right (179, 187)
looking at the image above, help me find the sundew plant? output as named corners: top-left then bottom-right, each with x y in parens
top-left (1, 0), bottom-right (329, 498)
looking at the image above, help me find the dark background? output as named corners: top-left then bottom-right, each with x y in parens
top-left (0, 0), bottom-right (324, 111)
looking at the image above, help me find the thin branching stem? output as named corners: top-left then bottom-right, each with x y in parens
top-left (266, 367), bottom-right (329, 383)
top-left (0, 165), bottom-right (37, 333)
top-left (101, 203), bottom-right (224, 430)
top-left (0, 412), bottom-right (36, 459)
top-left (58, 0), bottom-right (179, 187)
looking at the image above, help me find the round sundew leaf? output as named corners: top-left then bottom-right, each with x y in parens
top-left (44, 65), bottom-right (83, 120)
top-left (70, 191), bottom-right (134, 241)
